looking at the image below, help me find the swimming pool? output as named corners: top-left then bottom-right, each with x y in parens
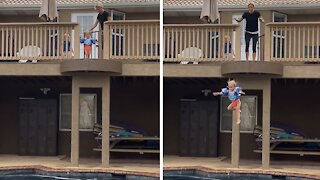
top-left (0, 169), bottom-right (158, 180)
top-left (164, 169), bottom-right (316, 180)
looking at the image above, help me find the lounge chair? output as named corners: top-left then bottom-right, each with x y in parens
top-left (178, 47), bottom-right (202, 64)
top-left (253, 125), bottom-right (320, 156)
top-left (93, 123), bottom-right (159, 154)
top-left (17, 46), bottom-right (41, 63)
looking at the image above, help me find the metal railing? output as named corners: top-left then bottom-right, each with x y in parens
top-left (0, 23), bottom-right (80, 61)
top-left (163, 24), bottom-right (241, 63)
top-left (103, 20), bottom-right (160, 60)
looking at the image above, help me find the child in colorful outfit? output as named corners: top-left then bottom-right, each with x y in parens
top-left (213, 80), bottom-right (245, 124)
top-left (223, 35), bottom-right (235, 59)
top-left (62, 33), bottom-right (74, 57)
top-left (80, 31), bottom-right (97, 59)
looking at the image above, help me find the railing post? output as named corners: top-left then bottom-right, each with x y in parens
top-left (103, 23), bottom-right (110, 60)
top-left (74, 24), bottom-right (80, 59)
top-left (235, 26), bottom-right (241, 61)
top-left (98, 30), bottom-right (103, 59)
top-left (264, 25), bottom-right (271, 61)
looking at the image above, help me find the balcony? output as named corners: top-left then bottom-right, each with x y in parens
top-left (164, 22), bottom-right (320, 64)
top-left (163, 24), bottom-right (241, 63)
top-left (0, 21), bottom-right (159, 75)
top-left (265, 22), bottom-right (320, 62)
top-left (0, 20), bottom-right (160, 62)
top-left (0, 23), bottom-right (80, 61)
top-left (163, 23), bottom-right (320, 76)
top-left (1, 21), bottom-right (319, 65)
top-left (103, 20), bottom-right (160, 61)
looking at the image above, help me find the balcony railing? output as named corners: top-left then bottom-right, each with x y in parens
top-left (2, 21), bottom-right (320, 63)
top-left (265, 22), bottom-right (320, 62)
top-left (163, 24), bottom-right (241, 63)
top-left (0, 23), bottom-right (80, 61)
top-left (103, 20), bottom-right (160, 60)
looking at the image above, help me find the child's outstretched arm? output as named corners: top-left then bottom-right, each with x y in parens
top-left (213, 92), bottom-right (223, 96)
top-left (235, 87), bottom-right (245, 95)
top-left (213, 88), bottom-right (228, 96)
top-left (80, 37), bottom-right (85, 44)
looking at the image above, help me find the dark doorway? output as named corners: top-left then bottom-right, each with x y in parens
top-left (19, 99), bottom-right (58, 156)
top-left (180, 100), bottom-right (219, 157)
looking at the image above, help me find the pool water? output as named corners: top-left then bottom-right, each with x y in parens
top-left (164, 170), bottom-right (315, 180)
top-left (0, 169), bottom-right (158, 180)
top-left (0, 174), bottom-right (124, 180)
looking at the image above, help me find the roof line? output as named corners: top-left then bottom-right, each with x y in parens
top-left (164, 3), bottom-right (320, 10)
top-left (0, 2), bottom-right (159, 10)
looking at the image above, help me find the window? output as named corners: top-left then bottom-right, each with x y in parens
top-left (110, 10), bottom-right (126, 20)
top-left (110, 10), bottom-right (125, 56)
top-left (60, 94), bottom-right (97, 131)
top-left (272, 12), bottom-right (287, 23)
top-left (272, 12), bottom-right (287, 58)
top-left (220, 96), bottom-right (257, 133)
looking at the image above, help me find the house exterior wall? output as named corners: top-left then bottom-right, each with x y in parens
top-left (0, 63), bottom-right (159, 76)
top-left (0, 79), bottom-right (70, 154)
top-left (0, 9), bottom-right (159, 23)
top-left (163, 78), bottom-right (262, 159)
top-left (287, 14), bottom-right (320, 22)
top-left (271, 80), bottom-right (320, 139)
top-left (164, 10), bottom-right (320, 24)
top-left (0, 77), bottom-right (159, 157)
top-left (0, 15), bottom-right (42, 23)
top-left (59, 9), bottom-right (159, 22)
top-left (164, 16), bottom-right (203, 24)
top-left (125, 12), bottom-right (160, 20)
top-left (268, 79), bottom-right (320, 161)
top-left (163, 64), bottom-right (320, 79)
top-left (164, 77), bottom-right (320, 161)
top-left (164, 10), bottom-right (273, 25)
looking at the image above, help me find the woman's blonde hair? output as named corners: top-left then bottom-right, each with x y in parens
top-left (248, 2), bottom-right (255, 7)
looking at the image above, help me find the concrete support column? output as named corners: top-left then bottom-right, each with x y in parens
top-left (101, 76), bottom-right (110, 167)
top-left (262, 79), bottom-right (271, 169)
top-left (231, 110), bottom-right (240, 168)
top-left (71, 76), bottom-right (80, 166)
top-left (70, 74), bottom-right (112, 167)
top-left (230, 76), bottom-right (272, 169)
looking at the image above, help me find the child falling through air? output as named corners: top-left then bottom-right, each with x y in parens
top-left (213, 80), bottom-right (245, 124)
top-left (80, 31), bottom-right (97, 59)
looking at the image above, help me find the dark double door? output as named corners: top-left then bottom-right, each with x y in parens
top-left (19, 99), bottom-right (57, 156)
top-left (180, 100), bottom-right (219, 157)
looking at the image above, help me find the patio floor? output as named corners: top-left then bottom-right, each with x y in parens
top-left (164, 155), bottom-right (320, 179)
top-left (0, 154), bottom-right (159, 177)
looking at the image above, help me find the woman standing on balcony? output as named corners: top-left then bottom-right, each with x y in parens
top-left (87, 3), bottom-right (111, 53)
top-left (88, 3), bottom-right (111, 31)
top-left (235, 2), bottom-right (264, 61)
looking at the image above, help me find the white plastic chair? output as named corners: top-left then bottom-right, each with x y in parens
top-left (17, 46), bottom-right (41, 63)
top-left (178, 47), bottom-right (202, 64)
